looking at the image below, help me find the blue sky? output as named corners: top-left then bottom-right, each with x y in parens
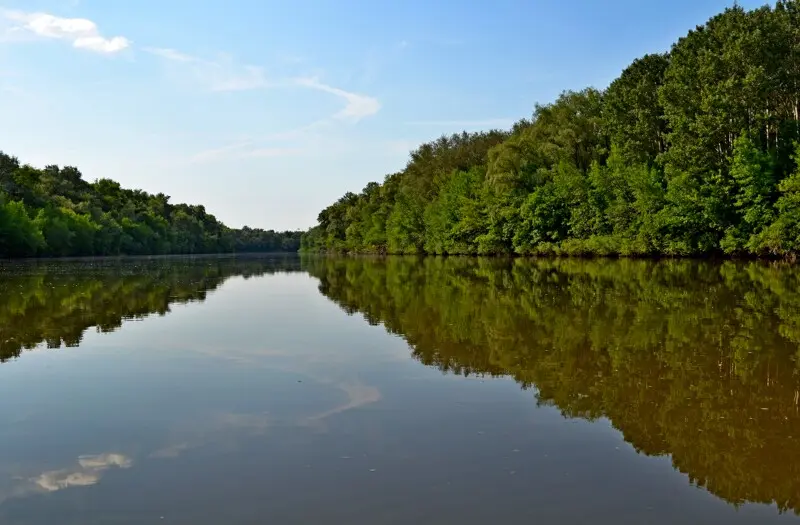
top-left (0, 0), bottom-right (767, 230)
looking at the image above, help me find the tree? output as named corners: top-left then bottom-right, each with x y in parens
top-left (758, 142), bottom-right (800, 255)
top-left (300, 3), bottom-right (800, 259)
top-left (0, 151), bottom-right (298, 258)
top-left (722, 134), bottom-right (775, 253)
top-left (603, 54), bottom-right (670, 166)
top-left (0, 196), bottom-right (43, 257)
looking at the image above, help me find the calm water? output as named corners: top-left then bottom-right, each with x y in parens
top-left (1, 255), bottom-right (799, 524)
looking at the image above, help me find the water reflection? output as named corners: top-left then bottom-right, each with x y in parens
top-left (304, 256), bottom-right (800, 515)
top-left (35, 454), bottom-right (133, 492)
top-left (0, 255), bottom-right (300, 362)
top-left (0, 255), bottom-right (389, 522)
top-left (2, 255), bottom-right (800, 521)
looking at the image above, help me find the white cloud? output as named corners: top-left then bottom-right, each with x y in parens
top-left (1, 10), bottom-right (130, 54)
top-left (294, 76), bottom-right (380, 121)
top-left (74, 35), bottom-right (128, 53)
top-left (144, 46), bottom-right (196, 63)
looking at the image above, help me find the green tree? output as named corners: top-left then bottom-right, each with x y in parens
top-left (0, 196), bottom-right (44, 257)
top-left (0, 150), bottom-right (297, 258)
top-left (295, 3), bottom-right (800, 260)
top-left (603, 54), bottom-right (670, 166)
top-left (758, 143), bottom-right (800, 255)
top-left (722, 134), bottom-right (776, 253)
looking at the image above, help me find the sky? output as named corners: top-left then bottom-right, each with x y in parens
top-left (0, 0), bottom-right (769, 231)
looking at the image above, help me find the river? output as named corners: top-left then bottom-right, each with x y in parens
top-left (0, 254), bottom-right (798, 524)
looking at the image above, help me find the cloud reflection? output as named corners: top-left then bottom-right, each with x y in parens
top-left (33, 453), bottom-right (132, 492)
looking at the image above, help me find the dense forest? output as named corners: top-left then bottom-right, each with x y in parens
top-left (303, 2), bottom-right (800, 257)
top-left (305, 256), bottom-right (800, 513)
top-left (0, 152), bottom-right (301, 258)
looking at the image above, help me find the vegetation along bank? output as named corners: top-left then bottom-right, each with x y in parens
top-left (0, 152), bottom-right (301, 258)
top-left (301, 2), bottom-right (800, 258)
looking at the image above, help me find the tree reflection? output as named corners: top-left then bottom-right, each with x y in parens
top-left (305, 255), bottom-right (800, 514)
top-left (0, 255), bottom-right (300, 362)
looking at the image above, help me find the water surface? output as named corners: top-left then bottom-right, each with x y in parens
top-left (1, 255), bottom-right (799, 524)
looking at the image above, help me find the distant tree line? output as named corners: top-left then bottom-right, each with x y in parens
top-left (0, 152), bottom-right (301, 258)
top-left (302, 2), bottom-right (800, 257)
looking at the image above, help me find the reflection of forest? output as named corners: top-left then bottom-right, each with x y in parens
top-left (5, 255), bottom-right (800, 514)
top-left (304, 256), bottom-right (800, 515)
top-left (0, 255), bottom-right (300, 362)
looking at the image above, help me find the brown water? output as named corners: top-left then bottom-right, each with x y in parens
top-left (0, 254), bottom-right (799, 524)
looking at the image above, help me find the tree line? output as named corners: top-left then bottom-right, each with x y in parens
top-left (303, 2), bottom-right (800, 257)
top-left (0, 152), bottom-right (301, 258)
top-left (305, 255), bottom-right (800, 514)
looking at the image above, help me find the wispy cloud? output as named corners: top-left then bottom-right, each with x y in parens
top-left (146, 46), bottom-right (380, 121)
top-left (406, 118), bottom-right (515, 129)
top-left (1, 10), bottom-right (129, 53)
top-left (147, 46), bottom-right (380, 163)
top-left (145, 47), bottom-right (270, 91)
top-left (294, 76), bottom-right (380, 121)
top-left (145, 46), bottom-right (195, 63)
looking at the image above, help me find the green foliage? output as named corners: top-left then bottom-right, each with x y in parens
top-left (722, 134), bottom-right (776, 253)
top-left (603, 54), bottom-right (669, 165)
top-left (0, 197), bottom-right (43, 257)
top-left (423, 167), bottom-right (486, 254)
top-left (0, 151), bottom-right (301, 258)
top-left (758, 143), bottom-right (800, 255)
top-left (303, 3), bottom-right (800, 258)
